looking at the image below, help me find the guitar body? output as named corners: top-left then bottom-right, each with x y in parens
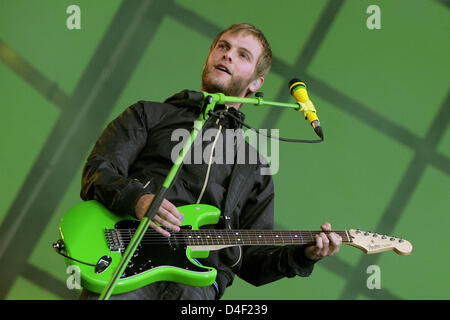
top-left (59, 200), bottom-right (221, 295)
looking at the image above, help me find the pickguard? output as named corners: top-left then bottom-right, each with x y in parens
top-left (113, 221), bottom-right (207, 279)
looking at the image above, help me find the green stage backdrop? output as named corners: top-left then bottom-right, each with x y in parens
top-left (0, 0), bottom-right (448, 300)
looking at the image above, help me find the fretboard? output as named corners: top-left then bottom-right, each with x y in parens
top-left (109, 228), bottom-right (353, 252)
top-left (179, 229), bottom-right (352, 247)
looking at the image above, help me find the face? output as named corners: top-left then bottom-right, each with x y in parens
top-left (201, 31), bottom-right (264, 98)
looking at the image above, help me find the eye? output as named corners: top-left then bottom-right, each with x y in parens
top-left (217, 43), bottom-right (228, 50)
top-left (238, 50), bottom-right (251, 61)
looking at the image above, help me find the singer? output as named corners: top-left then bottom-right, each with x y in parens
top-left (79, 23), bottom-right (342, 300)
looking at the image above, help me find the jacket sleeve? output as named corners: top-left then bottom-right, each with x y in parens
top-left (80, 101), bottom-right (154, 217)
top-left (235, 164), bottom-right (319, 286)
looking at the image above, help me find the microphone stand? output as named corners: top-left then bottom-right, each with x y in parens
top-left (98, 91), bottom-right (307, 300)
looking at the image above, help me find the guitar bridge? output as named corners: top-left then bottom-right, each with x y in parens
top-left (105, 229), bottom-right (125, 252)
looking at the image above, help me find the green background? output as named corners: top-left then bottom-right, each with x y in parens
top-left (0, 0), bottom-right (448, 300)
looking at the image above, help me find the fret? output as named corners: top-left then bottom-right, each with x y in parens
top-left (106, 226), bottom-right (412, 256)
top-left (177, 230), bottom-right (351, 246)
top-left (118, 228), bottom-right (352, 247)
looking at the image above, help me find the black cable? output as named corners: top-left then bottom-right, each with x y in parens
top-left (208, 109), bottom-right (324, 143)
top-left (52, 241), bottom-right (96, 267)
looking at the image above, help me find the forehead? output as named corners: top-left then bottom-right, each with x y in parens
top-left (218, 30), bottom-right (262, 56)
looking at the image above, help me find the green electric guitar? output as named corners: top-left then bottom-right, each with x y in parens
top-left (54, 200), bottom-right (412, 295)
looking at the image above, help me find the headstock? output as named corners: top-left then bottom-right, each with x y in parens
top-left (347, 229), bottom-right (412, 255)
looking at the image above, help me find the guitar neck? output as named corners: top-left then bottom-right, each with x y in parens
top-left (179, 229), bottom-right (352, 247)
top-left (111, 227), bottom-right (412, 255)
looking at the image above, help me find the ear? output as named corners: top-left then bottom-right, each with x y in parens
top-left (249, 76), bottom-right (264, 93)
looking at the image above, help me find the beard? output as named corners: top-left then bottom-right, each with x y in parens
top-left (201, 66), bottom-right (252, 97)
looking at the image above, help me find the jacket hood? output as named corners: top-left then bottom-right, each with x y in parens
top-left (164, 89), bottom-right (204, 111)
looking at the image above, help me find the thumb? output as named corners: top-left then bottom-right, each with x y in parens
top-left (321, 222), bottom-right (331, 231)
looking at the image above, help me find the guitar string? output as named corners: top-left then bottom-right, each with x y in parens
top-left (115, 230), bottom-right (350, 242)
top-left (111, 229), bottom-right (351, 246)
top-left (115, 230), bottom-right (350, 241)
top-left (114, 229), bottom-right (350, 238)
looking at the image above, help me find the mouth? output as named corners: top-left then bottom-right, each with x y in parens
top-left (215, 64), bottom-right (231, 75)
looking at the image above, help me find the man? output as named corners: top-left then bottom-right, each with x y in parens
top-left (79, 23), bottom-right (341, 300)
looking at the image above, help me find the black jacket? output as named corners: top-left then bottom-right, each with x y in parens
top-left (80, 90), bottom-right (318, 299)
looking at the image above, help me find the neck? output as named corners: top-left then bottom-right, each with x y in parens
top-left (181, 229), bottom-right (352, 247)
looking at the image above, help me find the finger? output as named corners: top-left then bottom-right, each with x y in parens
top-left (158, 206), bottom-right (182, 226)
top-left (153, 214), bottom-right (181, 233)
top-left (161, 199), bottom-right (184, 220)
top-left (329, 233), bottom-right (342, 255)
top-left (314, 232), bottom-right (334, 258)
top-left (316, 233), bottom-right (328, 257)
top-left (320, 232), bottom-right (330, 248)
top-left (328, 233), bottom-right (341, 253)
top-left (149, 221), bottom-right (171, 238)
top-left (315, 234), bottom-right (323, 249)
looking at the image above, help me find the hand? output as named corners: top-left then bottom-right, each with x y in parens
top-left (304, 222), bottom-right (342, 261)
top-left (135, 194), bottom-right (184, 238)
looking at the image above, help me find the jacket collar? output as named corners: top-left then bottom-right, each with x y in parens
top-left (165, 90), bottom-right (246, 129)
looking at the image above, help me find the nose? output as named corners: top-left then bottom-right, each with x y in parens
top-left (223, 52), bottom-right (232, 62)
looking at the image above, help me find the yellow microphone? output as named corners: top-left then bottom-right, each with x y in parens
top-left (288, 78), bottom-right (323, 140)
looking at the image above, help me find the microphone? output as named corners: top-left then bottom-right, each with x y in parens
top-left (288, 79), bottom-right (323, 140)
